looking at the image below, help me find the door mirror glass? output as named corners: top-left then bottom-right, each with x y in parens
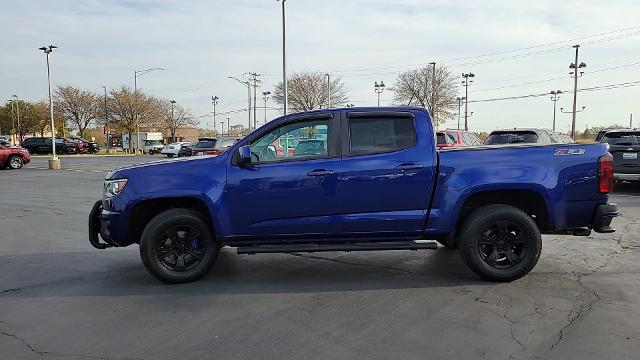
top-left (237, 145), bottom-right (252, 165)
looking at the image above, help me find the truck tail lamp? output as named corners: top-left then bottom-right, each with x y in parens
top-left (598, 152), bottom-right (614, 193)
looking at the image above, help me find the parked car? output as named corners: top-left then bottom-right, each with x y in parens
top-left (178, 143), bottom-right (193, 157)
top-left (190, 137), bottom-right (240, 156)
top-left (436, 129), bottom-right (483, 147)
top-left (90, 107), bottom-right (618, 284)
top-left (69, 136), bottom-right (101, 154)
top-left (145, 140), bottom-right (165, 155)
top-left (62, 137), bottom-right (86, 154)
top-left (161, 142), bottom-right (192, 158)
top-left (0, 143), bottom-right (30, 169)
top-left (0, 135), bottom-right (11, 146)
top-left (599, 130), bottom-right (640, 182)
top-left (21, 137), bottom-right (77, 154)
top-left (484, 128), bottom-right (562, 145)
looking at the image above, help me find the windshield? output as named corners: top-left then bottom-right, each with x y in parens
top-left (485, 132), bottom-right (538, 144)
top-left (194, 139), bottom-right (217, 149)
top-left (603, 132), bottom-right (640, 145)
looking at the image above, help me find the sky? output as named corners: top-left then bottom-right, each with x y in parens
top-left (1, 0), bottom-right (639, 133)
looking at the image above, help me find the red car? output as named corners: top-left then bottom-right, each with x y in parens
top-left (436, 129), bottom-right (483, 147)
top-left (0, 143), bottom-right (30, 169)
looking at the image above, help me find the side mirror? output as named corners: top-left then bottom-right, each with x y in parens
top-left (237, 145), bottom-right (252, 165)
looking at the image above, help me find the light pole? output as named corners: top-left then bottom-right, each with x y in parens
top-left (103, 86), bottom-right (109, 150)
top-left (211, 96), bottom-right (219, 135)
top-left (134, 67), bottom-right (164, 153)
top-left (170, 100), bottom-right (176, 142)
top-left (8, 99), bottom-right (15, 140)
top-left (11, 95), bottom-right (21, 144)
top-left (374, 81), bottom-right (385, 107)
top-left (262, 91), bottom-right (271, 125)
top-left (227, 117), bottom-right (231, 136)
top-left (462, 73), bottom-right (475, 131)
top-left (220, 120), bottom-right (225, 136)
top-left (550, 90), bottom-right (562, 131)
top-left (278, 0), bottom-right (288, 114)
top-left (229, 76), bottom-right (252, 131)
top-left (456, 97), bottom-right (465, 130)
top-left (326, 73), bottom-right (331, 108)
top-left (569, 45), bottom-right (586, 140)
top-left (39, 45), bottom-right (60, 169)
top-left (429, 62), bottom-right (436, 128)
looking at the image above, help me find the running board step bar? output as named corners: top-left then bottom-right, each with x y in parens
top-left (236, 241), bottom-right (438, 255)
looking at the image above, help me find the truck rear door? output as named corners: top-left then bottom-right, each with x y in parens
top-left (337, 110), bottom-right (438, 236)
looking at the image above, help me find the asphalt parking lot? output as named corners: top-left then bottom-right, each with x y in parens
top-left (1, 156), bottom-right (639, 360)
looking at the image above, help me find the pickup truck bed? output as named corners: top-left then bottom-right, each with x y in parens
top-left (89, 107), bottom-right (618, 284)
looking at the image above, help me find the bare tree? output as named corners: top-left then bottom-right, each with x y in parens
top-left (107, 86), bottom-right (158, 149)
top-left (158, 100), bottom-right (197, 142)
top-left (54, 85), bottom-right (100, 138)
top-left (273, 71), bottom-right (349, 112)
top-left (392, 65), bottom-right (458, 127)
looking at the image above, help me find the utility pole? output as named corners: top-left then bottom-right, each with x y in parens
top-left (456, 97), bottom-right (464, 130)
top-left (630, 114), bottom-right (633, 128)
top-left (550, 90), bottom-right (562, 131)
top-left (569, 45), bottom-right (586, 140)
top-left (103, 86), bottom-right (109, 150)
top-left (134, 67), bottom-right (164, 153)
top-left (262, 91), bottom-right (271, 125)
top-left (326, 73), bottom-right (331, 108)
top-left (429, 62), bottom-right (436, 129)
top-left (374, 81), bottom-right (385, 107)
top-left (227, 117), bottom-right (230, 136)
top-left (170, 100), bottom-right (176, 142)
top-left (220, 120), bottom-right (225, 136)
top-left (211, 96), bottom-right (219, 134)
top-left (462, 73), bottom-right (475, 131)
top-left (247, 72), bottom-right (262, 130)
top-left (229, 76), bottom-right (252, 131)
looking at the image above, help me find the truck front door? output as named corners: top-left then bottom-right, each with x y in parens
top-left (338, 110), bottom-right (437, 236)
top-left (225, 113), bottom-right (341, 240)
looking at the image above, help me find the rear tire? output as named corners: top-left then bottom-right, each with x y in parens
top-left (458, 204), bottom-right (541, 282)
top-left (140, 209), bottom-right (218, 284)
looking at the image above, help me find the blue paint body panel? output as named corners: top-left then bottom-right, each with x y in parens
top-left (99, 107), bottom-right (611, 247)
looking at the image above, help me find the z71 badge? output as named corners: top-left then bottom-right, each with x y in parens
top-left (554, 148), bottom-right (585, 155)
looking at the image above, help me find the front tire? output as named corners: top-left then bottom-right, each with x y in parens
top-left (7, 155), bottom-right (24, 169)
top-left (458, 204), bottom-right (541, 282)
top-left (140, 209), bottom-right (219, 284)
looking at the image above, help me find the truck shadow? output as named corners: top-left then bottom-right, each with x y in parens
top-left (0, 247), bottom-right (484, 298)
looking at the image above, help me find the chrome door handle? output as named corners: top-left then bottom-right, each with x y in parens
top-left (307, 169), bottom-right (334, 177)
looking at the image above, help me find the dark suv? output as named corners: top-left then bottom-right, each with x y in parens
top-left (21, 137), bottom-right (77, 154)
top-left (599, 130), bottom-right (640, 182)
top-left (484, 128), bottom-right (562, 145)
top-left (191, 136), bottom-right (240, 156)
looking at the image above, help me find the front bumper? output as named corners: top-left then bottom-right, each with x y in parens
top-left (89, 200), bottom-right (113, 249)
top-left (592, 203), bottom-right (619, 233)
top-left (614, 173), bottom-right (640, 181)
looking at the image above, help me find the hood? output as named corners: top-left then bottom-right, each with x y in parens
top-left (106, 153), bottom-right (227, 180)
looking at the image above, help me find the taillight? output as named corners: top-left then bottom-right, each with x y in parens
top-left (207, 150), bottom-right (221, 155)
top-left (598, 152), bottom-right (614, 193)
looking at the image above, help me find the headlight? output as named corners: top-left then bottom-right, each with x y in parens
top-left (104, 179), bottom-right (128, 198)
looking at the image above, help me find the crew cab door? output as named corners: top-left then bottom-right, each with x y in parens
top-left (338, 110), bottom-right (437, 236)
top-left (225, 113), bottom-right (341, 239)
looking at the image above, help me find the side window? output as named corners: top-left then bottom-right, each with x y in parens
top-left (249, 119), bottom-right (330, 163)
top-left (349, 117), bottom-right (415, 156)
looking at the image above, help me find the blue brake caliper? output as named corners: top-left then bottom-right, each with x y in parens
top-left (191, 239), bottom-right (199, 249)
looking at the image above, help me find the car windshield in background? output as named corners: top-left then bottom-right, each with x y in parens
top-left (194, 140), bottom-right (216, 149)
top-left (486, 132), bottom-right (538, 144)
top-left (603, 132), bottom-right (640, 145)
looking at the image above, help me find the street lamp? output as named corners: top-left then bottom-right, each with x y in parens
top-left (39, 45), bottom-right (60, 169)
top-left (550, 90), bottom-right (562, 131)
top-left (462, 73), bottom-right (475, 131)
top-left (220, 120), bottom-right (225, 136)
top-left (374, 81), bottom-right (385, 107)
top-left (229, 76), bottom-right (252, 130)
top-left (277, 0), bottom-right (288, 114)
top-left (262, 91), bottom-right (271, 125)
top-left (456, 96), bottom-right (465, 130)
top-left (211, 96), bottom-right (219, 134)
top-left (170, 100), bottom-right (176, 142)
top-left (11, 95), bottom-right (21, 144)
top-left (134, 67), bottom-right (164, 153)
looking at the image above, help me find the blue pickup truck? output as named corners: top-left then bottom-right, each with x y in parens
top-left (89, 107), bottom-right (618, 283)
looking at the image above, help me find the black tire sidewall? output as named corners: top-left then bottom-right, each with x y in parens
top-left (140, 209), bottom-right (218, 283)
top-left (459, 205), bottom-right (541, 282)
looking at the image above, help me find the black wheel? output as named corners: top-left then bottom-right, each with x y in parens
top-left (7, 155), bottom-right (24, 169)
top-left (148, 150), bottom-right (154, 155)
top-left (140, 209), bottom-right (218, 283)
top-left (167, 154), bottom-right (174, 158)
top-left (458, 204), bottom-right (541, 282)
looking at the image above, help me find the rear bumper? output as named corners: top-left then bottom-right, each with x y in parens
top-left (614, 173), bottom-right (640, 181)
top-left (592, 203), bottom-right (619, 233)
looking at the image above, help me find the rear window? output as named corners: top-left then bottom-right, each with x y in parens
top-left (602, 132), bottom-right (640, 145)
top-left (194, 139), bottom-right (217, 149)
top-left (485, 132), bottom-right (538, 145)
top-left (349, 117), bottom-right (415, 155)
